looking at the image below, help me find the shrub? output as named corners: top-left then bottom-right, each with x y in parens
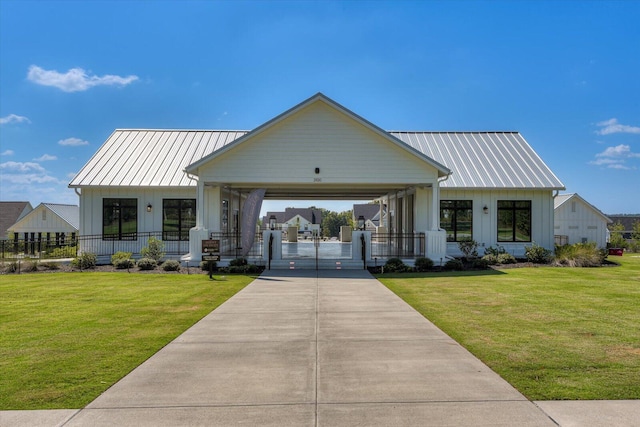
top-left (497, 253), bottom-right (516, 264)
top-left (229, 257), bottom-right (248, 267)
top-left (4, 261), bottom-right (18, 273)
top-left (162, 260), bottom-right (181, 271)
top-left (458, 238), bottom-right (479, 259)
top-left (554, 243), bottom-right (605, 267)
top-left (470, 258), bottom-right (490, 269)
top-left (71, 252), bottom-right (97, 269)
top-left (525, 242), bottom-right (552, 264)
top-left (24, 260), bottom-right (39, 272)
top-left (443, 259), bottom-right (464, 271)
top-left (414, 257), bottom-right (434, 272)
top-left (200, 260), bottom-right (217, 272)
top-left (111, 251), bottom-right (133, 265)
top-left (41, 261), bottom-right (60, 270)
top-left (113, 258), bottom-right (135, 269)
top-left (484, 245), bottom-right (506, 256)
top-left (383, 257), bottom-right (410, 273)
top-left (227, 264), bottom-right (262, 274)
top-left (47, 246), bottom-right (76, 258)
top-left (137, 257), bottom-right (157, 270)
top-left (482, 254), bottom-right (499, 265)
top-left (141, 237), bottom-right (165, 262)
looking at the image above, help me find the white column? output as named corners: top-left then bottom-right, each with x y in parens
top-left (431, 182), bottom-right (440, 230)
top-left (196, 179), bottom-right (205, 229)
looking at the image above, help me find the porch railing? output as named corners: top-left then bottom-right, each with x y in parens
top-left (370, 232), bottom-right (425, 258)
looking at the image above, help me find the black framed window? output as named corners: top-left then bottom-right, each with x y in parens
top-left (440, 200), bottom-right (473, 242)
top-left (497, 200), bottom-right (531, 242)
top-left (103, 198), bottom-right (137, 240)
top-left (163, 199), bottom-right (196, 241)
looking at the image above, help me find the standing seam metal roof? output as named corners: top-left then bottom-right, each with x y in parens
top-left (69, 129), bottom-right (564, 190)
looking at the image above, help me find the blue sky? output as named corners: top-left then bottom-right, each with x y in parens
top-left (1, 0), bottom-right (639, 216)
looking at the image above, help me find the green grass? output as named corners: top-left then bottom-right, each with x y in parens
top-left (0, 272), bottom-right (254, 410)
top-left (378, 254), bottom-right (640, 400)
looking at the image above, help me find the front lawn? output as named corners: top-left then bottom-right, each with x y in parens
top-left (0, 273), bottom-right (253, 410)
top-left (378, 254), bottom-right (640, 400)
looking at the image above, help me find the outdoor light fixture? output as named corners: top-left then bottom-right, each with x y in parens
top-left (147, 203), bottom-right (152, 212)
top-left (269, 214), bottom-right (277, 230)
top-left (483, 205), bottom-right (489, 214)
top-left (357, 215), bottom-right (366, 230)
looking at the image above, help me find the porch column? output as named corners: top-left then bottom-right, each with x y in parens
top-left (431, 181), bottom-right (440, 230)
top-left (196, 179), bottom-right (205, 228)
top-left (186, 177), bottom-right (209, 262)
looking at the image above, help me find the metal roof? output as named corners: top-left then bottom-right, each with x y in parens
top-left (554, 193), bottom-right (611, 223)
top-left (44, 203), bottom-right (80, 230)
top-left (70, 130), bottom-right (249, 187)
top-left (70, 129), bottom-right (564, 190)
top-left (390, 131), bottom-right (564, 189)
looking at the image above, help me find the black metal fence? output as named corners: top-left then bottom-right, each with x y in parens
top-left (370, 232), bottom-right (425, 258)
top-left (2, 231), bottom-right (424, 260)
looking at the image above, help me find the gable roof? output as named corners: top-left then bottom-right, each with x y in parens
top-left (0, 201), bottom-right (33, 238)
top-left (69, 93), bottom-right (564, 191)
top-left (44, 203), bottom-right (80, 230)
top-left (7, 203), bottom-right (79, 232)
top-left (263, 208), bottom-right (322, 225)
top-left (554, 193), bottom-right (611, 223)
top-left (185, 93), bottom-right (451, 177)
top-left (353, 204), bottom-right (381, 220)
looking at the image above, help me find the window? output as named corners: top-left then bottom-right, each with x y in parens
top-left (440, 200), bottom-right (473, 242)
top-left (103, 198), bottom-right (137, 240)
top-left (163, 199), bottom-right (196, 241)
top-left (497, 200), bottom-right (531, 242)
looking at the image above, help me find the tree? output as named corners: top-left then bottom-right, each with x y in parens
top-left (608, 222), bottom-right (627, 249)
top-left (321, 209), bottom-right (352, 238)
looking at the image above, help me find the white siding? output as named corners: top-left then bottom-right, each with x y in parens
top-left (440, 189), bottom-right (555, 257)
top-left (554, 197), bottom-right (609, 248)
top-left (79, 187), bottom-right (197, 236)
top-left (197, 102), bottom-right (439, 185)
top-left (9, 205), bottom-right (77, 234)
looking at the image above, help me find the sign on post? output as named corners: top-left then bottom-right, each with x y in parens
top-left (202, 239), bottom-right (220, 261)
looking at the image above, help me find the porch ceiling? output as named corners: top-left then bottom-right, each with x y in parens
top-left (214, 183), bottom-right (425, 199)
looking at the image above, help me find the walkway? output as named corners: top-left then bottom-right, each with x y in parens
top-left (2, 270), bottom-right (638, 426)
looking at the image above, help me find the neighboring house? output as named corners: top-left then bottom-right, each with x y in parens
top-left (7, 203), bottom-right (79, 244)
top-left (70, 93), bottom-right (564, 262)
top-left (607, 215), bottom-right (640, 240)
top-left (0, 201), bottom-right (33, 239)
top-left (553, 193), bottom-right (611, 248)
top-left (264, 208), bottom-right (322, 234)
top-left (353, 203), bottom-right (385, 231)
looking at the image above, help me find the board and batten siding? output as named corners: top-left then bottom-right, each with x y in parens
top-left (554, 198), bottom-right (609, 248)
top-left (9, 205), bottom-right (77, 234)
top-left (79, 187), bottom-right (197, 236)
top-left (439, 189), bottom-right (555, 257)
top-left (196, 101), bottom-right (440, 185)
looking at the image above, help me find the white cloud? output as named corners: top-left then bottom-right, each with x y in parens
top-left (0, 114), bottom-right (31, 125)
top-left (0, 161), bottom-right (60, 184)
top-left (590, 144), bottom-right (640, 169)
top-left (595, 118), bottom-right (640, 135)
top-left (1, 150), bottom-right (14, 156)
top-left (27, 65), bottom-right (139, 92)
top-left (58, 137), bottom-right (89, 146)
top-left (33, 154), bottom-right (57, 161)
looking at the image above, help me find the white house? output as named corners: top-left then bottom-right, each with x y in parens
top-left (553, 193), bottom-right (611, 248)
top-left (69, 93), bottom-right (565, 265)
top-left (7, 203), bottom-right (79, 253)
